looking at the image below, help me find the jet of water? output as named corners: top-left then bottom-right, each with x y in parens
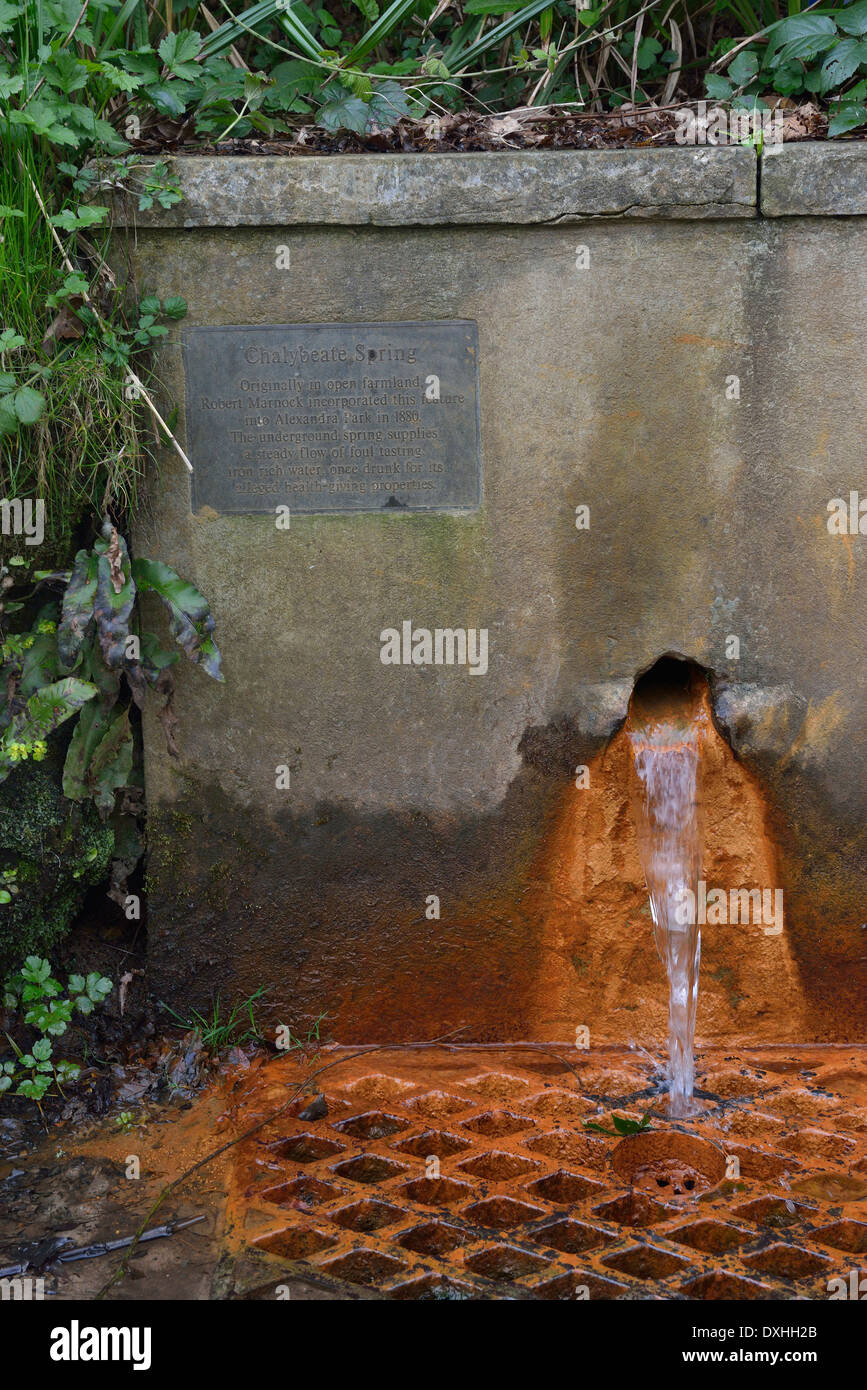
top-left (629, 723), bottom-right (703, 1117)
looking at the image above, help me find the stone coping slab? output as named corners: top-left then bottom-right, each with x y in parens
top-left (113, 148), bottom-right (757, 227)
top-left (761, 141), bottom-right (867, 216)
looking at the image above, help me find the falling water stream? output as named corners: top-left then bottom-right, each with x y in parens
top-left (627, 661), bottom-right (706, 1117)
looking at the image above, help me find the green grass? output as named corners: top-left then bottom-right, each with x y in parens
top-left (160, 986), bottom-right (267, 1052)
top-left (0, 130), bottom-right (145, 564)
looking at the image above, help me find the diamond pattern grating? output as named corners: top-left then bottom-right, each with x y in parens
top-left (222, 1046), bottom-right (867, 1300)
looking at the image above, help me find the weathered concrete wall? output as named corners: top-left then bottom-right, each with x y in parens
top-left (115, 144), bottom-right (866, 1045)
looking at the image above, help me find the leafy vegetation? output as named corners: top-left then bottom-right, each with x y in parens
top-left (2, 954), bottom-right (112, 1108)
top-left (706, 3), bottom-right (867, 135)
top-left (2, 0), bottom-right (865, 164)
top-left (585, 1109), bottom-right (654, 1137)
top-left (0, 754), bottom-right (114, 970)
top-left (161, 986), bottom-right (267, 1052)
top-left (0, 520), bottom-right (222, 809)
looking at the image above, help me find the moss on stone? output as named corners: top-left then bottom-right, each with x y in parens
top-left (0, 757), bottom-right (114, 975)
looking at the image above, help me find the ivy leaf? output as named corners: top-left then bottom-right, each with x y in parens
top-left (316, 91), bottom-right (370, 134)
top-left (705, 73), bottom-right (734, 100)
top-left (729, 50), bottom-right (759, 88)
top-left (367, 79), bottom-right (411, 129)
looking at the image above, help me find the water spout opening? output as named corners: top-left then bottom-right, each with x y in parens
top-left (626, 656), bottom-right (710, 1118)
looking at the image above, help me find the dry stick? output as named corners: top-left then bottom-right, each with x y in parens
top-left (96, 1028), bottom-right (473, 1299)
top-left (17, 157), bottom-right (193, 474)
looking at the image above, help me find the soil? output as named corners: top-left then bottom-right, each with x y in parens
top-left (129, 101), bottom-right (836, 157)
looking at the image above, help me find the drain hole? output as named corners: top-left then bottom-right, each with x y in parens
top-left (333, 1111), bottom-right (409, 1140)
top-left (811, 1220), bottom-right (867, 1254)
top-left (392, 1129), bottom-right (472, 1158)
top-left (464, 1245), bottom-right (552, 1282)
top-left (668, 1219), bottom-right (751, 1254)
top-left (389, 1274), bottom-right (474, 1301)
top-left (734, 1195), bottom-right (809, 1228)
top-left (268, 1134), bottom-right (345, 1164)
top-left (321, 1249), bottom-right (408, 1286)
top-left (529, 1218), bottom-right (616, 1255)
top-left (526, 1171), bottom-right (605, 1205)
top-left (603, 1245), bottom-right (691, 1280)
top-left (458, 1151), bottom-right (540, 1181)
top-left (397, 1221), bottom-right (466, 1257)
top-left (258, 1176), bottom-right (344, 1209)
top-left (681, 1271), bottom-right (776, 1301)
top-left (254, 1226), bottom-right (338, 1260)
top-left (331, 1155), bottom-right (408, 1184)
top-left (463, 1196), bottom-right (547, 1229)
top-left (743, 1243), bottom-right (832, 1280)
top-left (592, 1192), bottom-right (671, 1228)
top-left (330, 1199), bottom-right (407, 1233)
top-left (534, 1271), bottom-right (630, 1301)
top-left (400, 1175), bottom-right (473, 1206)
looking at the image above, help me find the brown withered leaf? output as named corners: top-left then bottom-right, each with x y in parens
top-left (42, 298), bottom-right (85, 355)
top-left (155, 667), bottom-right (180, 758)
top-left (107, 526), bottom-right (125, 594)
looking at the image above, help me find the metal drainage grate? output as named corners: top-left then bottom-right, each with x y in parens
top-left (224, 1047), bottom-right (867, 1300)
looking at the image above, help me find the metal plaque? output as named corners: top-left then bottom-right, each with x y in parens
top-left (183, 320), bottom-right (481, 514)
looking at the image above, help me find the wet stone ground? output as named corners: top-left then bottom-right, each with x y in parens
top-left (2, 1044), bottom-right (866, 1301)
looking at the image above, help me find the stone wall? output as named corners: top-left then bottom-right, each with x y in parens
top-left (114, 144), bottom-right (867, 1045)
